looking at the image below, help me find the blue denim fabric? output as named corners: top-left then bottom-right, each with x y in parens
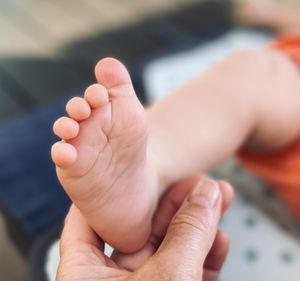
top-left (0, 100), bottom-right (71, 239)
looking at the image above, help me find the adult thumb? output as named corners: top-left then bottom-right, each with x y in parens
top-left (157, 179), bottom-right (222, 272)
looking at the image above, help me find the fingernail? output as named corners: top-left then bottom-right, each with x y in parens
top-left (188, 179), bottom-right (220, 206)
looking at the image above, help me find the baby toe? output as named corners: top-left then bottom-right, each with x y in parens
top-left (95, 57), bottom-right (132, 89)
top-left (66, 97), bottom-right (91, 121)
top-left (84, 84), bottom-right (109, 108)
top-left (51, 142), bottom-right (77, 168)
top-left (53, 117), bottom-right (79, 140)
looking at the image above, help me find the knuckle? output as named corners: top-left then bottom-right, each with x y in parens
top-left (154, 254), bottom-right (198, 281)
top-left (171, 208), bottom-right (211, 234)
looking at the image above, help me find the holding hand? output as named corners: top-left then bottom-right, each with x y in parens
top-left (56, 177), bottom-right (234, 281)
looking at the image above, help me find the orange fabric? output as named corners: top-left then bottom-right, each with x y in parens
top-left (271, 37), bottom-right (300, 65)
top-left (238, 37), bottom-right (300, 219)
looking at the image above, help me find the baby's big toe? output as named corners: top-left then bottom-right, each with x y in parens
top-left (51, 142), bottom-right (77, 168)
top-left (95, 57), bottom-right (132, 89)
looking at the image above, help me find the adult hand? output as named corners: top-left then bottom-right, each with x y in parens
top-left (56, 176), bottom-right (234, 281)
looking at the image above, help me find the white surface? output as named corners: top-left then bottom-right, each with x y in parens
top-left (143, 28), bottom-right (272, 103)
top-left (220, 196), bottom-right (300, 281)
top-left (46, 241), bottom-right (113, 281)
top-left (46, 240), bottom-right (60, 281)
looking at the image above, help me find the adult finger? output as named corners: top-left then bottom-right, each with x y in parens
top-left (57, 205), bottom-right (125, 281)
top-left (151, 178), bottom-right (233, 251)
top-left (113, 177), bottom-right (234, 271)
top-left (155, 179), bottom-right (222, 278)
top-left (219, 180), bottom-right (235, 214)
top-left (111, 175), bottom-right (204, 270)
top-left (60, 205), bottom-right (104, 256)
top-left (203, 230), bottom-right (229, 281)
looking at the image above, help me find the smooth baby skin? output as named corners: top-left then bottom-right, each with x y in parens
top-left (52, 58), bottom-right (159, 253)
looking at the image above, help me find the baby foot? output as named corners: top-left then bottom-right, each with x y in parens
top-left (51, 58), bottom-right (159, 253)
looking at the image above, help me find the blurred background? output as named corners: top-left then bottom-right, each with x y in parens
top-left (1, 0), bottom-right (300, 280)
